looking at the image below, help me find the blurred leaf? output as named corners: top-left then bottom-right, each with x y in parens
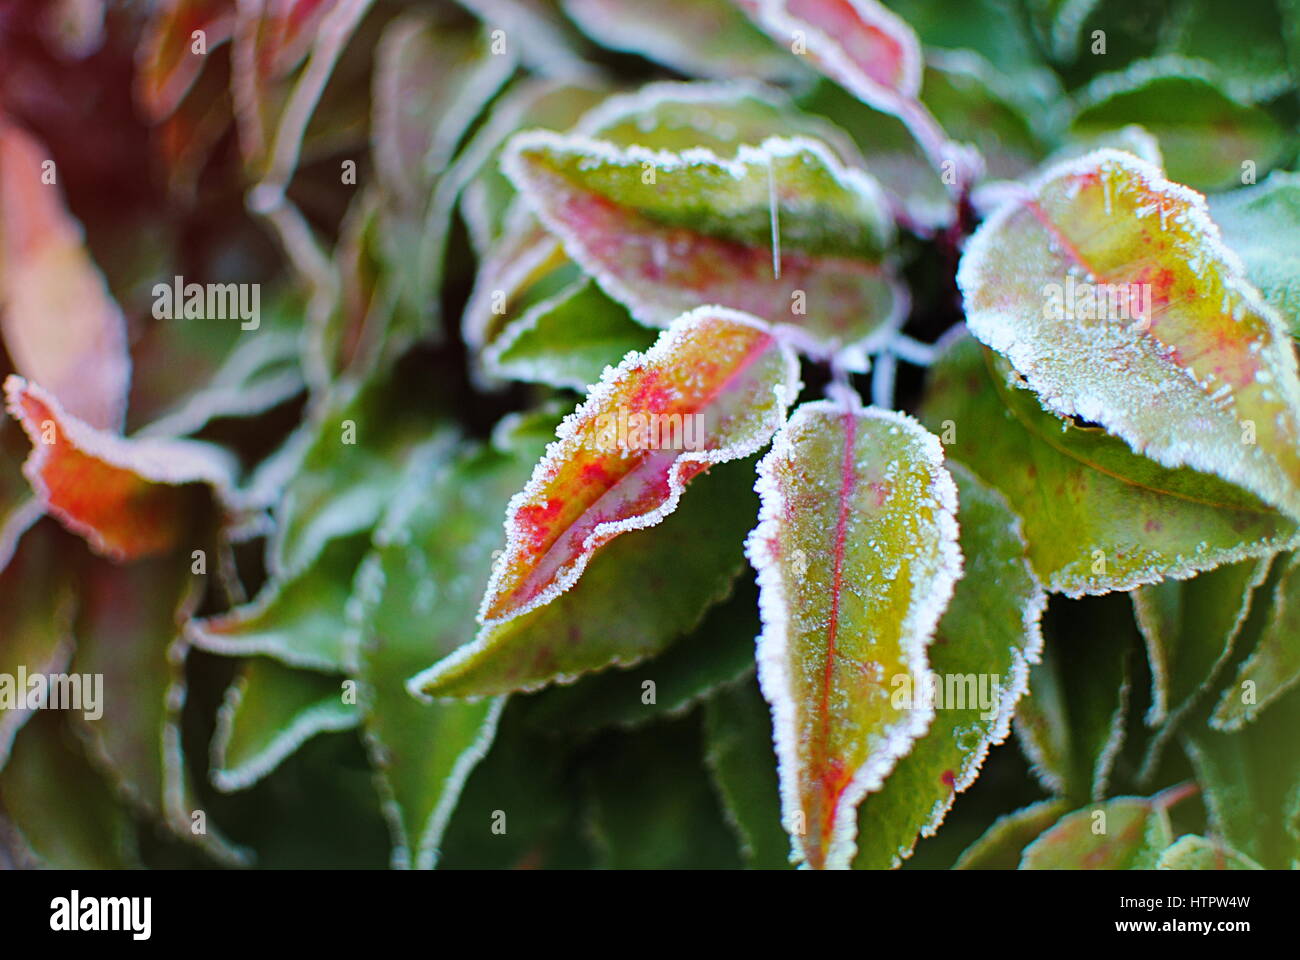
top-left (270, 373), bottom-right (447, 577)
top-left (505, 130), bottom-right (905, 365)
top-left (1130, 557), bottom-right (1271, 778)
top-left (739, 0), bottom-right (922, 108)
top-left (1069, 65), bottom-right (1290, 191)
top-left (436, 702), bottom-right (592, 869)
top-left (0, 711), bottom-right (139, 869)
top-left (1210, 550), bottom-right (1300, 729)
top-left (416, 309), bottom-right (797, 698)
top-left (703, 674), bottom-right (791, 869)
top-left (1158, 0), bottom-right (1293, 102)
top-left (920, 335), bottom-right (1296, 597)
top-left (135, 0), bottom-right (237, 122)
top-left (1030, 603), bottom-right (1141, 803)
top-left (953, 798), bottom-right (1068, 869)
top-left (210, 657), bottom-right (358, 792)
top-left (0, 521), bottom-right (77, 768)
top-left (484, 278), bottom-right (656, 391)
top-left (370, 11), bottom-right (514, 339)
top-left (1020, 795), bottom-right (1174, 869)
top-left (190, 533), bottom-right (370, 671)
top-left (0, 120), bottom-right (130, 431)
top-left (457, 78), bottom-right (607, 254)
top-left (1209, 171), bottom-right (1300, 340)
top-left (1014, 594), bottom-right (1137, 802)
top-left (1185, 684), bottom-right (1300, 867)
top-left (4, 375), bottom-right (239, 561)
top-left (73, 551), bottom-right (246, 864)
top-left (1131, 557), bottom-right (1270, 728)
top-left (348, 425), bottom-right (547, 869)
top-left (747, 400), bottom-right (960, 869)
top-left (564, 0), bottom-right (803, 81)
top-left (852, 463), bottom-right (1045, 868)
top-left (962, 149), bottom-right (1300, 521)
top-left (581, 715), bottom-right (742, 869)
top-left (1156, 833), bottom-right (1263, 869)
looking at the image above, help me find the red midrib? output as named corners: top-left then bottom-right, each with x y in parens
top-left (814, 408), bottom-right (858, 847)
top-left (1024, 199), bottom-right (1107, 283)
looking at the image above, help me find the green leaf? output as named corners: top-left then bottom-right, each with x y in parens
top-left (210, 658), bottom-right (358, 792)
top-left (503, 130), bottom-right (905, 366)
top-left (1158, 0), bottom-right (1294, 102)
top-left (189, 534), bottom-right (371, 672)
top-left (1130, 557), bottom-right (1272, 776)
top-left (703, 674), bottom-right (791, 869)
top-left (457, 78), bottom-right (607, 254)
top-left (1020, 795), bottom-right (1174, 869)
top-left (953, 798), bottom-right (1069, 869)
top-left (563, 0), bottom-right (804, 82)
top-left (73, 552), bottom-right (246, 864)
top-left (370, 11), bottom-right (514, 339)
top-left (1209, 172), bottom-right (1300, 340)
top-left (1156, 834), bottom-right (1264, 870)
top-left (0, 521), bottom-right (76, 768)
top-left (484, 278), bottom-right (657, 391)
top-left (0, 711), bottom-right (139, 868)
top-left (270, 374), bottom-right (448, 578)
top-left (581, 715), bottom-right (742, 869)
top-left (517, 576), bottom-right (760, 735)
top-left (435, 702), bottom-right (593, 870)
top-left (463, 79), bottom-right (867, 353)
top-left (747, 399), bottom-right (961, 869)
top-left (1185, 684), bottom-right (1300, 867)
top-left (1211, 551), bottom-right (1300, 729)
top-left (1131, 558), bottom-right (1271, 728)
top-left (348, 427), bottom-right (548, 868)
top-left (852, 463), bottom-right (1045, 868)
top-left (415, 308), bottom-right (798, 698)
top-left (1014, 594), bottom-right (1137, 802)
top-left (920, 334), bottom-right (1298, 595)
top-left (1069, 65), bottom-right (1290, 191)
top-left (961, 148), bottom-right (1300, 521)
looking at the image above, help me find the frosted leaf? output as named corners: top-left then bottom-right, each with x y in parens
top-left (1068, 64), bottom-right (1289, 191)
top-left (852, 463), bottom-right (1045, 868)
top-left (413, 307), bottom-right (799, 699)
top-left (746, 399), bottom-right (961, 869)
top-left (188, 535), bottom-right (371, 673)
top-left (953, 798), bottom-right (1069, 869)
top-left (483, 278), bottom-right (656, 391)
top-left (960, 148), bottom-right (1300, 521)
top-left (209, 659), bottom-right (359, 793)
top-left (4, 376), bottom-right (239, 562)
top-left (1208, 171), bottom-right (1300, 340)
top-left (504, 130), bottom-right (906, 365)
top-left (738, 0), bottom-right (922, 110)
top-left (920, 334), bottom-right (1299, 597)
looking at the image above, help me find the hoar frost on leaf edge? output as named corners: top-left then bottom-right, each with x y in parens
top-left (959, 147), bottom-right (1300, 522)
top-left (745, 399), bottom-right (962, 869)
